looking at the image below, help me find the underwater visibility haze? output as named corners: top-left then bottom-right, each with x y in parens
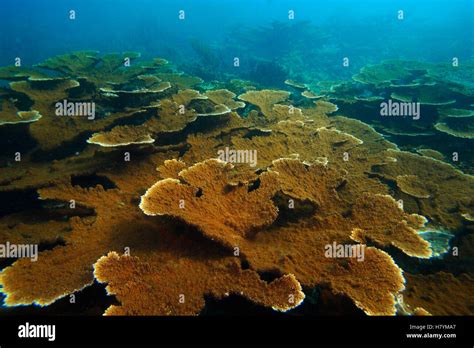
top-left (0, 0), bottom-right (473, 323)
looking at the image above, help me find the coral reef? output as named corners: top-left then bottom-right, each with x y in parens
top-left (353, 60), bottom-right (429, 87)
top-left (204, 89), bottom-right (246, 110)
top-left (330, 60), bottom-right (473, 175)
top-left (0, 99), bottom-right (42, 125)
top-left (87, 126), bottom-right (155, 147)
top-left (403, 273), bottom-right (474, 315)
top-left (435, 107), bottom-right (474, 139)
top-left (371, 149), bottom-right (474, 231)
top-left (140, 156), bottom-right (433, 314)
top-left (94, 251), bottom-right (305, 315)
top-left (0, 52), bottom-right (472, 317)
top-left (238, 89), bottom-right (290, 117)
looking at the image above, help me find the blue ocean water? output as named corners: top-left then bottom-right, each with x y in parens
top-left (1, 0), bottom-right (472, 75)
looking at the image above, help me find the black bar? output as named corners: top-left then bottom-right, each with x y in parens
top-left (0, 316), bottom-right (472, 346)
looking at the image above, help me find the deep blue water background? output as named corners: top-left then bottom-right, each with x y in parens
top-left (0, 0), bottom-right (473, 78)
